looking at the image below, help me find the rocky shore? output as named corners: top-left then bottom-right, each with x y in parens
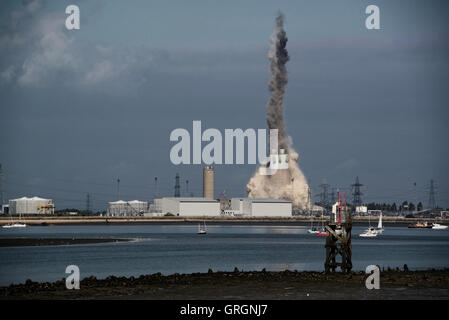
top-left (1, 268), bottom-right (449, 300)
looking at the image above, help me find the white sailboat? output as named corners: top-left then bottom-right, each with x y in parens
top-left (307, 217), bottom-right (319, 234)
top-left (359, 226), bottom-right (378, 237)
top-left (308, 211), bottom-right (327, 235)
top-left (197, 221), bottom-right (207, 234)
top-left (315, 211), bottom-right (327, 236)
top-left (2, 223), bottom-right (26, 228)
top-left (376, 211), bottom-right (384, 233)
top-left (2, 213), bottom-right (27, 228)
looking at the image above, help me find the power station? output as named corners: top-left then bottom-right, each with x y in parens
top-left (103, 165), bottom-right (293, 217)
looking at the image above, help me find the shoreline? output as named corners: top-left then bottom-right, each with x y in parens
top-left (1, 216), bottom-right (448, 227)
top-left (0, 238), bottom-right (130, 247)
top-left (2, 268), bottom-right (449, 300)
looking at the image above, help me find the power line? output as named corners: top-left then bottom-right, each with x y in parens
top-left (117, 177), bottom-right (120, 200)
top-left (428, 179), bottom-right (437, 209)
top-left (0, 163), bottom-right (3, 206)
top-left (351, 176), bottom-right (363, 207)
top-left (330, 187), bottom-right (336, 204)
top-left (154, 177), bottom-right (158, 199)
top-left (174, 173), bottom-right (180, 197)
top-left (86, 193), bottom-right (91, 212)
top-left (318, 179), bottom-right (330, 208)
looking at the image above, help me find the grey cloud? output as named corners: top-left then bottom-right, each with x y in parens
top-left (0, 66), bottom-right (15, 83)
top-left (0, 2), bottom-right (270, 90)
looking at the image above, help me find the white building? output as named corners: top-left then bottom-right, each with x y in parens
top-left (311, 204), bottom-right (325, 213)
top-left (356, 206), bottom-right (368, 214)
top-left (1, 204), bottom-right (8, 214)
top-left (107, 200), bottom-right (148, 216)
top-left (9, 196), bottom-right (54, 215)
top-left (150, 197), bottom-right (220, 217)
top-left (230, 198), bottom-right (292, 217)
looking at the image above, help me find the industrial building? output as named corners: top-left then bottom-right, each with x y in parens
top-left (149, 197), bottom-right (220, 216)
top-left (9, 196), bottom-right (54, 215)
top-left (355, 205), bottom-right (368, 214)
top-left (107, 200), bottom-right (148, 216)
top-left (229, 198), bottom-right (292, 217)
top-left (1, 204), bottom-right (8, 214)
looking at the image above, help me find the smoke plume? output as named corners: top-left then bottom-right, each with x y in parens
top-left (246, 13), bottom-right (309, 209)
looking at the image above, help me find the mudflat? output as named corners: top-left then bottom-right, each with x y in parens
top-left (1, 269), bottom-right (448, 300)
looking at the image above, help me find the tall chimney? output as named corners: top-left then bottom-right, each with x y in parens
top-left (203, 166), bottom-right (214, 199)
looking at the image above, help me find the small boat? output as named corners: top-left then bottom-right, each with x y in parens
top-left (197, 221), bottom-right (207, 234)
top-left (313, 211), bottom-right (327, 236)
top-left (360, 213), bottom-right (378, 237)
top-left (2, 213), bottom-right (27, 228)
top-left (2, 222), bottom-right (27, 228)
top-left (432, 223), bottom-right (448, 230)
top-left (408, 221), bottom-right (433, 228)
top-left (359, 226), bottom-right (378, 237)
top-left (307, 217), bottom-right (319, 234)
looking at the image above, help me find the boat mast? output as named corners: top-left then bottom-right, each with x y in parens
top-left (321, 210), bottom-right (324, 230)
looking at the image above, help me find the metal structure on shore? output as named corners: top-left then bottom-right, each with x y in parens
top-left (325, 191), bottom-right (352, 273)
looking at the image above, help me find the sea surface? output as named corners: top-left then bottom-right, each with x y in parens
top-left (1, 224), bottom-right (449, 286)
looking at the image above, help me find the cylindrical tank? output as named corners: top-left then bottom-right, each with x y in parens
top-left (203, 166), bottom-right (214, 199)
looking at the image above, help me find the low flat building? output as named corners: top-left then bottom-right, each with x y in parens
top-left (230, 198), bottom-right (292, 217)
top-left (355, 206), bottom-right (368, 214)
top-left (151, 197), bottom-right (220, 217)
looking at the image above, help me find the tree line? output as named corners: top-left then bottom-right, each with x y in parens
top-left (364, 201), bottom-right (426, 212)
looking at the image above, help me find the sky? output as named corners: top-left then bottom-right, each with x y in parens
top-left (0, 0), bottom-right (448, 210)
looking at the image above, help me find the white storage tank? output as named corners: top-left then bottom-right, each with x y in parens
top-left (9, 196), bottom-right (54, 215)
top-left (107, 200), bottom-right (148, 216)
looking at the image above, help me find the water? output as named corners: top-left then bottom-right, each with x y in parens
top-left (1, 224), bottom-right (448, 286)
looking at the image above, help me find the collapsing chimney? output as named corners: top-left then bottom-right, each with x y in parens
top-left (246, 13), bottom-right (309, 209)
